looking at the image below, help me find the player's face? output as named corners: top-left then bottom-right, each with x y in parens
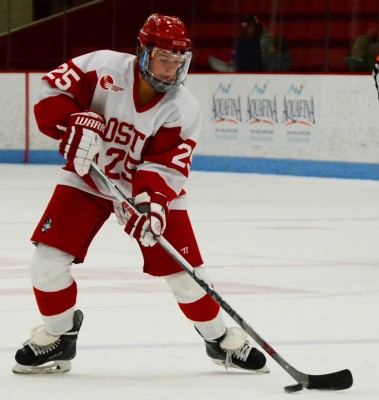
top-left (149, 49), bottom-right (184, 82)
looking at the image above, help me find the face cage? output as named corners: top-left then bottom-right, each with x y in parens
top-left (139, 46), bottom-right (192, 93)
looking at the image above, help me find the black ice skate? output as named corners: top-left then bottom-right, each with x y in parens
top-left (205, 327), bottom-right (269, 372)
top-left (12, 309), bottom-right (84, 374)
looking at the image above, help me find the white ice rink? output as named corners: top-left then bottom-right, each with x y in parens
top-left (0, 164), bottom-right (378, 399)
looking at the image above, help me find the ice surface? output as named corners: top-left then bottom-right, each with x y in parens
top-left (0, 164), bottom-right (378, 399)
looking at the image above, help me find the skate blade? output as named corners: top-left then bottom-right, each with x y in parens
top-left (12, 360), bottom-right (71, 375)
top-left (211, 359), bottom-right (270, 373)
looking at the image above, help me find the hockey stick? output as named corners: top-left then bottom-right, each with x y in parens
top-left (89, 163), bottom-right (353, 393)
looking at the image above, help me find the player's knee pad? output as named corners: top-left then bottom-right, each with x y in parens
top-left (30, 243), bottom-right (75, 292)
top-left (164, 266), bottom-right (211, 303)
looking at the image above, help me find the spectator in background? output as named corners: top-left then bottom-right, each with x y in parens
top-left (234, 15), bottom-right (272, 72)
top-left (267, 36), bottom-right (292, 72)
top-left (346, 26), bottom-right (378, 72)
top-left (258, 17), bottom-right (273, 70)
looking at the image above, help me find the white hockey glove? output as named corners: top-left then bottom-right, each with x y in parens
top-left (59, 111), bottom-right (105, 176)
top-left (124, 192), bottom-right (169, 247)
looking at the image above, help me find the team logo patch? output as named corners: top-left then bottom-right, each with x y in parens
top-left (41, 216), bottom-right (52, 233)
top-left (99, 75), bottom-right (125, 92)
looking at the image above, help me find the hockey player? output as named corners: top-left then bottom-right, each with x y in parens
top-left (13, 14), bottom-right (268, 375)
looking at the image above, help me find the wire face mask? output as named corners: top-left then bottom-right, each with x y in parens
top-left (139, 46), bottom-right (192, 92)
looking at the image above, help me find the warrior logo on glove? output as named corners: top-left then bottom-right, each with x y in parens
top-left (154, 219), bottom-right (163, 233)
top-left (59, 111), bottom-right (105, 177)
top-left (73, 115), bottom-right (105, 131)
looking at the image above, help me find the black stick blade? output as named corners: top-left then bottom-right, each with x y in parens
top-left (306, 369), bottom-right (353, 391)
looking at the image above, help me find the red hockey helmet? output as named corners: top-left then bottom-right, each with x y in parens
top-left (138, 14), bottom-right (192, 53)
top-left (137, 14), bottom-right (192, 92)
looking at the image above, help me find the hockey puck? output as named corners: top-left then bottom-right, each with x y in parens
top-left (284, 383), bottom-right (304, 393)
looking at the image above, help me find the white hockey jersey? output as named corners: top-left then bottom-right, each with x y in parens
top-left (34, 50), bottom-right (201, 208)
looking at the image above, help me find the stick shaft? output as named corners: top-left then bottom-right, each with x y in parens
top-left (89, 163), bottom-right (305, 381)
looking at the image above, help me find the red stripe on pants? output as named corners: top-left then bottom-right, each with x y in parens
top-left (178, 294), bottom-right (220, 322)
top-left (33, 281), bottom-right (77, 316)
